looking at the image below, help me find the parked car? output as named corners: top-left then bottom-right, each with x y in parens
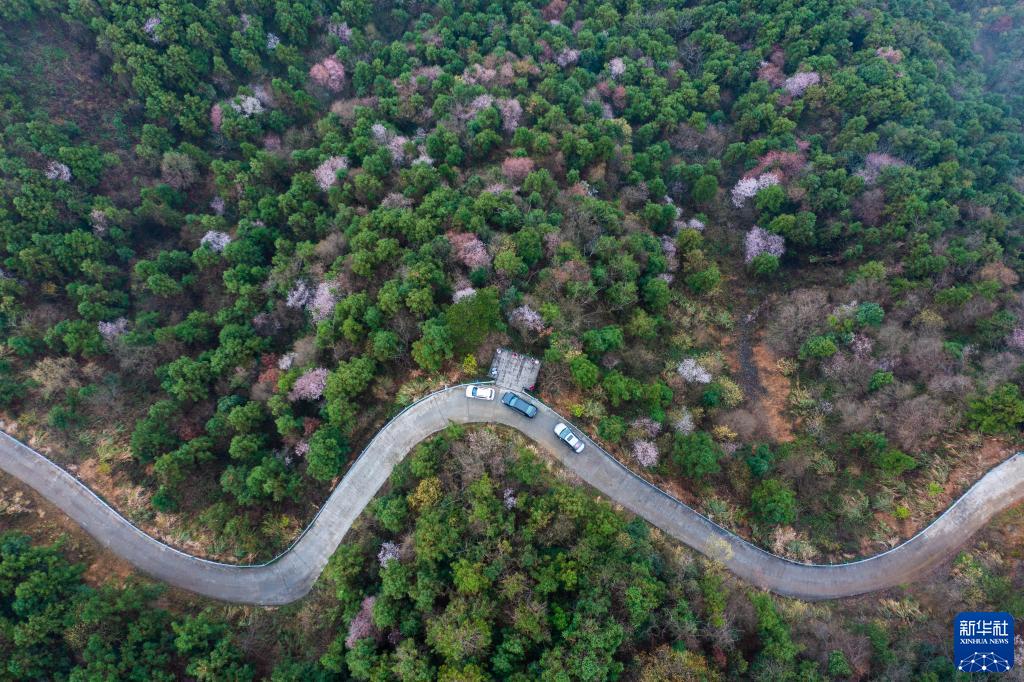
top-left (501, 391), bottom-right (538, 418)
top-left (554, 423), bottom-right (585, 453)
top-left (465, 385), bottom-right (495, 400)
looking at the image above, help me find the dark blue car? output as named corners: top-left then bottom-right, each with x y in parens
top-left (501, 391), bottom-right (538, 418)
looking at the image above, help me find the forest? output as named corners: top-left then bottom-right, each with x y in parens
top-left (0, 0), bottom-right (1022, 678)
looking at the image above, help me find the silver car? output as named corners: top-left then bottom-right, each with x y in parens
top-left (554, 423), bottom-right (585, 453)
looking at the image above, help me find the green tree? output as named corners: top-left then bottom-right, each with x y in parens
top-left (692, 174), bottom-right (719, 204)
top-left (411, 318), bottom-right (453, 372)
top-left (306, 426), bottom-right (350, 482)
top-left (671, 432), bottom-right (723, 481)
top-left (751, 479), bottom-right (797, 525)
top-left (569, 355), bottom-right (600, 389)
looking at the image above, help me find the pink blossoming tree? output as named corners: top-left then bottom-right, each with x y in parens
top-left (744, 226), bottom-right (785, 263)
top-left (289, 367), bottom-right (328, 402)
top-left (45, 161), bottom-right (71, 182)
top-left (98, 318), bottom-right (129, 342)
top-left (309, 55), bottom-right (346, 92)
top-left (508, 305), bottom-right (545, 335)
top-left (313, 156), bottom-right (348, 191)
top-left (345, 596), bottom-right (378, 649)
top-left (377, 541), bottom-right (400, 567)
top-left (308, 281), bottom-right (341, 321)
top-left (448, 232), bottom-right (492, 269)
top-left (502, 156), bottom-right (535, 183)
top-left (632, 440), bottom-right (659, 468)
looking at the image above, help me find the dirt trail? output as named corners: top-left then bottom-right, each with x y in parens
top-left (732, 305), bottom-right (795, 442)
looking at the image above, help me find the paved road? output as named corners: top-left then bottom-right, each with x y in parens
top-left (1, 385), bottom-right (1022, 605)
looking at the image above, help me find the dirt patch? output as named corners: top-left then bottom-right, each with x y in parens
top-left (942, 437), bottom-right (1014, 495)
top-left (750, 342), bottom-right (795, 443)
top-left (655, 477), bottom-right (702, 510)
top-left (722, 330), bottom-right (795, 444)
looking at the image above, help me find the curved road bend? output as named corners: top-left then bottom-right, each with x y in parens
top-left (1, 385), bottom-right (1022, 605)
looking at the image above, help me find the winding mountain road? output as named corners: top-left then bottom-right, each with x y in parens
top-left (1, 384), bottom-right (1022, 605)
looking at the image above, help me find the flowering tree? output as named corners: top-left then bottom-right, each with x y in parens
top-left (142, 16), bottom-right (161, 41)
top-left (660, 236), bottom-right (679, 272)
top-left (313, 156), bottom-right (348, 191)
top-left (448, 232), bottom-right (492, 269)
top-left (677, 358), bottom-right (712, 384)
top-left (294, 440), bottom-right (309, 457)
top-left (309, 55), bottom-right (345, 92)
top-left (495, 98), bottom-right (522, 133)
top-left (97, 318), bottom-right (129, 342)
top-left (744, 226), bottom-right (785, 264)
top-left (630, 417), bottom-right (662, 439)
top-left (327, 22), bottom-right (351, 43)
top-left (377, 541), bottom-right (400, 567)
top-left (286, 280), bottom-right (311, 308)
top-left (783, 71), bottom-right (820, 96)
top-left (508, 305), bottom-right (545, 335)
top-left (608, 57), bottom-right (625, 77)
top-left (1009, 326), bottom-right (1024, 351)
top-left (731, 172), bottom-right (780, 207)
top-left (875, 46), bottom-right (903, 64)
top-left (371, 123), bottom-right (409, 165)
top-left (308, 280), bottom-right (340, 321)
top-left (266, 32), bottom-right (280, 50)
top-left (345, 596), bottom-right (378, 649)
top-left (289, 367), bottom-right (328, 402)
top-left (90, 209), bottom-right (109, 236)
top-left (45, 160), bottom-right (71, 182)
top-left (857, 152), bottom-right (905, 184)
top-left (502, 156), bottom-right (534, 183)
top-left (453, 287), bottom-right (476, 302)
top-left (555, 48), bottom-right (579, 67)
top-left (210, 103), bottom-right (223, 132)
top-left (673, 409), bottom-right (695, 435)
top-left (230, 95), bottom-right (263, 117)
top-left (632, 440), bottom-right (659, 468)
top-left (503, 488), bottom-right (517, 509)
top-left (200, 230), bottom-right (231, 252)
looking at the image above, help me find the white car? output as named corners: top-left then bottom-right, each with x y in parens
top-left (465, 385), bottom-right (496, 400)
top-left (554, 423), bottom-right (585, 453)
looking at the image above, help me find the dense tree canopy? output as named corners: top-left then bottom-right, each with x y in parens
top-left (0, 0), bottom-right (1021, 675)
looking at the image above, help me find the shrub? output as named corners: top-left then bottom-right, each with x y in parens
top-left (799, 335), bottom-right (838, 360)
top-left (868, 370), bottom-right (894, 392)
top-left (875, 448), bottom-right (917, 478)
top-left (598, 415), bottom-right (627, 442)
top-left (671, 431), bottom-right (723, 481)
top-left (750, 253), bottom-right (780, 277)
top-left (855, 302), bottom-right (885, 327)
top-left (751, 479), bottom-right (797, 525)
top-left (966, 384), bottom-right (1024, 434)
top-left (685, 265), bottom-right (721, 295)
top-left (569, 355), bottom-right (600, 389)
